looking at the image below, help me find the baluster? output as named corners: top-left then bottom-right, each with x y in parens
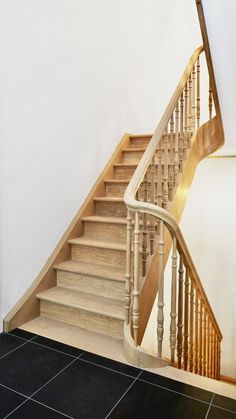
top-left (207, 315), bottom-right (210, 377)
top-left (208, 321), bottom-right (212, 378)
top-left (196, 57), bottom-right (200, 128)
top-left (194, 289), bottom-right (199, 374)
top-left (189, 279), bottom-right (194, 372)
top-left (156, 139), bottom-right (163, 208)
top-left (215, 334), bottom-right (218, 380)
top-left (218, 338), bottom-right (221, 380)
top-left (169, 115), bottom-right (174, 200)
top-left (179, 92), bottom-right (184, 170)
top-left (206, 313), bottom-right (209, 377)
top-left (149, 158), bottom-right (155, 255)
top-left (133, 212), bottom-right (140, 346)
top-left (141, 175), bottom-right (148, 276)
top-left (184, 83), bottom-right (189, 159)
top-left (212, 329), bottom-right (216, 379)
top-left (209, 79), bottom-right (213, 120)
top-left (163, 129), bottom-right (169, 209)
top-left (170, 237), bottom-right (178, 364)
top-left (174, 102), bottom-right (179, 184)
top-left (191, 65), bottom-right (196, 130)
top-left (177, 253), bottom-right (184, 368)
top-left (157, 220), bottom-right (165, 358)
top-left (183, 266), bottom-right (189, 371)
top-left (188, 75), bottom-right (192, 135)
top-left (125, 209), bottom-right (132, 324)
top-left (203, 308), bottom-right (207, 376)
top-left (199, 299), bottom-right (203, 375)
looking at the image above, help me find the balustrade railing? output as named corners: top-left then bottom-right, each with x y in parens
top-left (124, 46), bottom-right (223, 380)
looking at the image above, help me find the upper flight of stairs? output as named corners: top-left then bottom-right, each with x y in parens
top-left (20, 135), bottom-right (152, 346)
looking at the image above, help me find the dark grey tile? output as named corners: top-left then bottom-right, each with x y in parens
top-left (0, 385), bottom-right (26, 419)
top-left (33, 336), bottom-right (83, 357)
top-left (0, 342), bottom-right (73, 396)
top-left (140, 370), bottom-right (213, 402)
top-left (9, 329), bottom-right (37, 340)
top-left (8, 400), bottom-right (69, 418)
top-left (80, 351), bottom-right (141, 377)
top-left (34, 358), bottom-right (134, 419)
top-left (0, 333), bottom-right (25, 358)
top-left (208, 406), bottom-right (236, 419)
top-left (213, 394), bottom-right (236, 412)
top-left (108, 379), bottom-right (209, 419)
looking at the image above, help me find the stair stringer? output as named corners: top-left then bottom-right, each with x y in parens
top-left (123, 116), bottom-right (224, 367)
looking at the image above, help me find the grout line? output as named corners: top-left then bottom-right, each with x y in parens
top-left (78, 356), bottom-right (142, 379)
top-left (29, 352), bottom-right (84, 399)
top-left (0, 335), bottom-right (37, 361)
top-left (104, 370), bottom-right (143, 419)
top-left (204, 394), bottom-right (215, 419)
top-left (138, 378), bottom-right (211, 405)
top-left (211, 403), bottom-right (236, 414)
top-left (3, 399), bottom-right (29, 419)
top-left (29, 399), bottom-right (75, 419)
top-left (0, 383), bottom-right (29, 399)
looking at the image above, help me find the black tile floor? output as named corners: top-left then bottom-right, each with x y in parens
top-left (0, 330), bottom-right (235, 418)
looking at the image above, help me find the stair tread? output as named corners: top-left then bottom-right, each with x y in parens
top-left (19, 316), bottom-right (126, 363)
top-left (82, 215), bottom-right (126, 225)
top-left (68, 236), bottom-right (126, 251)
top-left (129, 134), bottom-right (152, 139)
top-left (114, 163), bottom-right (138, 167)
top-left (122, 147), bottom-right (146, 152)
top-left (93, 197), bottom-right (124, 202)
top-left (104, 179), bottom-right (130, 183)
top-left (37, 287), bottom-right (125, 320)
top-left (55, 260), bottom-right (125, 282)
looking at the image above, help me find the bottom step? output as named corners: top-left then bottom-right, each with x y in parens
top-left (19, 316), bottom-right (126, 364)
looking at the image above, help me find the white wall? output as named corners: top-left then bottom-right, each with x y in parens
top-left (0, 1), bottom-right (202, 330)
top-left (202, 0), bottom-right (236, 153)
top-left (142, 158), bottom-right (236, 378)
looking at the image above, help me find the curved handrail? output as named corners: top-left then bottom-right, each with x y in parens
top-left (124, 45), bottom-right (222, 340)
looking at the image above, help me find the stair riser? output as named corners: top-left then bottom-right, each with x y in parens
top-left (40, 300), bottom-right (124, 339)
top-left (71, 244), bottom-right (126, 268)
top-left (114, 166), bottom-right (136, 180)
top-left (122, 150), bottom-right (144, 164)
top-left (57, 271), bottom-right (124, 301)
top-left (95, 201), bottom-right (127, 217)
top-left (105, 182), bottom-right (153, 199)
top-left (83, 221), bottom-right (126, 242)
top-left (129, 137), bottom-right (151, 148)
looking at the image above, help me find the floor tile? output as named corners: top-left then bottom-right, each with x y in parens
top-left (0, 342), bottom-right (73, 396)
top-left (108, 379), bottom-right (209, 419)
top-left (213, 394), bottom-right (236, 412)
top-left (8, 400), bottom-right (70, 419)
top-left (208, 406), bottom-right (236, 419)
top-left (33, 335), bottom-right (83, 357)
top-left (9, 329), bottom-right (36, 340)
top-left (0, 385), bottom-right (26, 419)
top-left (34, 358), bottom-right (134, 419)
top-left (141, 370), bottom-right (213, 402)
top-left (80, 351), bottom-right (141, 377)
top-left (0, 334), bottom-right (25, 358)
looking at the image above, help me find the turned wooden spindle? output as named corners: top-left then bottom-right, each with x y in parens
top-left (174, 102), bottom-right (179, 184)
top-left (149, 157), bottom-right (155, 255)
top-left (196, 57), bottom-right (200, 128)
top-left (157, 220), bottom-right (165, 358)
top-left (141, 175), bottom-right (148, 276)
top-left (183, 266), bottom-right (190, 371)
top-left (162, 129), bottom-right (169, 209)
top-left (169, 115), bottom-right (174, 200)
top-left (156, 140), bottom-right (163, 208)
top-left (184, 83), bottom-right (189, 159)
top-left (217, 339), bottom-right (221, 380)
top-left (189, 280), bottom-right (194, 372)
top-left (177, 253), bottom-right (184, 369)
top-left (170, 237), bottom-right (178, 364)
top-left (199, 299), bottom-right (203, 375)
top-left (212, 329), bottom-right (215, 379)
top-left (179, 92), bottom-right (184, 171)
top-left (203, 308), bottom-right (207, 376)
top-left (188, 75), bottom-right (192, 135)
top-left (207, 315), bottom-right (210, 377)
top-left (191, 65), bottom-right (196, 130)
top-left (209, 79), bottom-right (213, 120)
top-left (208, 321), bottom-right (212, 378)
top-left (133, 211), bottom-right (140, 346)
top-left (125, 209), bottom-right (132, 324)
top-left (194, 290), bottom-right (199, 374)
